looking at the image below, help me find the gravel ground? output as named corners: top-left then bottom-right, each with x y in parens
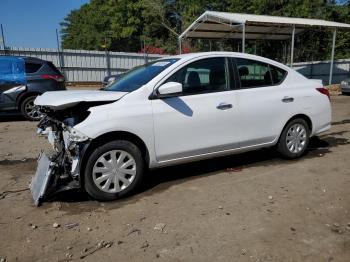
top-left (0, 94), bottom-right (349, 262)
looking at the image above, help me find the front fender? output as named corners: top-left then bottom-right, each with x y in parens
top-left (74, 100), bottom-right (157, 166)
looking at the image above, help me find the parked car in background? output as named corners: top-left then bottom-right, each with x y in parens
top-left (340, 78), bottom-right (350, 95)
top-left (32, 52), bottom-right (331, 205)
top-left (102, 73), bottom-right (124, 86)
top-left (0, 56), bottom-right (65, 120)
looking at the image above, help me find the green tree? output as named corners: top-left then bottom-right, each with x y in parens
top-left (60, 0), bottom-right (350, 61)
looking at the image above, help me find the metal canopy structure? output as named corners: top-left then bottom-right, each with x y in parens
top-left (179, 11), bottom-right (350, 85)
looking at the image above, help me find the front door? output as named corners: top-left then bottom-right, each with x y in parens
top-left (151, 57), bottom-right (241, 162)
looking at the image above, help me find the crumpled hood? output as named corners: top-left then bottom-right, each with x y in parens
top-left (34, 90), bottom-right (128, 110)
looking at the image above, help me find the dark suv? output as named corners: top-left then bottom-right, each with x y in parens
top-left (0, 56), bottom-right (66, 120)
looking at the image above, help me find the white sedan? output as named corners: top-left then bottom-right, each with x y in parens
top-left (32, 52), bottom-right (331, 204)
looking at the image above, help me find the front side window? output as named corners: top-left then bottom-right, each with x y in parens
top-left (105, 59), bottom-right (178, 92)
top-left (165, 57), bottom-right (231, 95)
top-left (236, 58), bottom-right (287, 88)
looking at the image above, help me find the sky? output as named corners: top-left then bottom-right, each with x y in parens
top-left (0, 0), bottom-right (89, 49)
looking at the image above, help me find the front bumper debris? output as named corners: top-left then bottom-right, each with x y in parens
top-left (30, 112), bottom-right (91, 206)
top-left (30, 153), bottom-right (55, 206)
top-left (30, 152), bottom-right (81, 206)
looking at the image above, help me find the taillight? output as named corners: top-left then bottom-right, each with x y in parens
top-left (41, 74), bottom-right (65, 82)
top-left (316, 87), bottom-right (330, 101)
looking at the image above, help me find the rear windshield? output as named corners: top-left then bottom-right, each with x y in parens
top-left (105, 59), bottom-right (179, 92)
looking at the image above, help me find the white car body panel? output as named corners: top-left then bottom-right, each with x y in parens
top-left (152, 90), bottom-right (240, 162)
top-left (35, 52), bottom-right (332, 169)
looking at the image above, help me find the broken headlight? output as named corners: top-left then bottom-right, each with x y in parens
top-left (63, 127), bottom-right (89, 150)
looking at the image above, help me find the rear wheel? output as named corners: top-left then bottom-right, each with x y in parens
top-left (20, 95), bottom-right (41, 121)
top-left (84, 140), bottom-right (144, 201)
top-left (277, 118), bottom-right (310, 159)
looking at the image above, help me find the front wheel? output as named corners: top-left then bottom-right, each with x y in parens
top-left (20, 95), bottom-right (41, 121)
top-left (277, 118), bottom-right (310, 159)
top-left (84, 140), bottom-right (144, 201)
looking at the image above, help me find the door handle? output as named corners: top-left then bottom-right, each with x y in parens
top-left (282, 96), bottom-right (294, 103)
top-left (216, 103), bottom-right (233, 110)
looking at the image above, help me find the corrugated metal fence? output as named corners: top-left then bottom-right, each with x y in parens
top-left (0, 47), bottom-right (166, 82)
top-left (1, 47), bottom-right (349, 84)
top-left (294, 59), bottom-right (350, 85)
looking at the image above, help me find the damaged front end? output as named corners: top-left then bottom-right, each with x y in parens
top-left (30, 105), bottom-right (91, 206)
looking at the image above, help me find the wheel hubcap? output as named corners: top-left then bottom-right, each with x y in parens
top-left (24, 98), bottom-right (40, 119)
top-left (286, 123), bottom-right (307, 153)
top-left (92, 150), bottom-right (137, 193)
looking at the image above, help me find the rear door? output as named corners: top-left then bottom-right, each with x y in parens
top-left (151, 57), bottom-right (241, 162)
top-left (232, 57), bottom-right (291, 147)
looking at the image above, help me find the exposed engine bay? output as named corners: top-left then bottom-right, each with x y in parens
top-left (30, 102), bottom-right (110, 206)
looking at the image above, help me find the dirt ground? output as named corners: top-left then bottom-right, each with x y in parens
top-left (0, 94), bottom-right (349, 262)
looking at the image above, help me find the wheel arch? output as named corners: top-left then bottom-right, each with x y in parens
top-left (16, 91), bottom-right (42, 108)
top-left (278, 114), bottom-right (313, 142)
top-left (79, 131), bottom-right (150, 186)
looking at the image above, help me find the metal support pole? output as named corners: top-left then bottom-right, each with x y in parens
top-left (242, 23), bottom-right (246, 53)
top-left (1, 24), bottom-right (7, 54)
top-left (55, 29), bottom-right (63, 70)
top-left (106, 50), bottom-right (111, 76)
top-left (290, 25), bottom-right (295, 68)
top-left (178, 37), bottom-right (182, 54)
top-left (254, 41), bottom-right (257, 55)
top-left (143, 39), bottom-right (147, 64)
top-left (329, 28), bottom-right (336, 85)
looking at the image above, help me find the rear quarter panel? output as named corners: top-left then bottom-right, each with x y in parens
top-left (279, 77), bottom-right (331, 137)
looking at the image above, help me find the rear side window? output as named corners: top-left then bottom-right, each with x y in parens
top-left (269, 64), bottom-right (287, 85)
top-left (236, 58), bottom-right (286, 88)
top-left (25, 62), bottom-right (42, 74)
top-left (47, 62), bottom-right (62, 75)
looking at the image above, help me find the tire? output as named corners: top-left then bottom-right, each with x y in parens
top-left (342, 92), bottom-right (350, 96)
top-left (84, 140), bottom-right (144, 201)
top-left (277, 118), bottom-right (310, 159)
top-left (20, 95), bottom-right (41, 121)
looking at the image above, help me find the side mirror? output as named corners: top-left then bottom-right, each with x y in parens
top-left (157, 82), bottom-right (182, 96)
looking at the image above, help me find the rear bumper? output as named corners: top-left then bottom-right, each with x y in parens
top-left (313, 122), bottom-right (331, 136)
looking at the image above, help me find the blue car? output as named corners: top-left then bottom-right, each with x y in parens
top-left (0, 56), bottom-right (65, 120)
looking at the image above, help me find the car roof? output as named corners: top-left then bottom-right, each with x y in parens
top-left (0, 55), bottom-right (46, 63)
top-left (161, 51), bottom-right (291, 71)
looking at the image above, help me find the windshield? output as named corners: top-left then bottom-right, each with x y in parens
top-left (105, 58), bottom-right (179, 92)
